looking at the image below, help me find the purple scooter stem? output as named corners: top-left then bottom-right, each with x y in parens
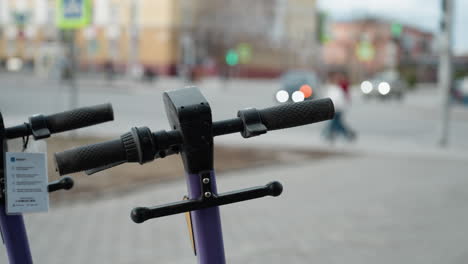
top-left (186, 171), bottom-right (226, 264)
top-left (0, 204), bottom-right (33, 264)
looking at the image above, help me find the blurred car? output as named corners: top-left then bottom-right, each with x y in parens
top-left (6, 57), bottom-right (23, 72)
top-left (275, 70), bottom-right (321, 103)
top-left (454, 77), bottom-right (468, 105)
top-left (360, 71), bottom-right (406, 100)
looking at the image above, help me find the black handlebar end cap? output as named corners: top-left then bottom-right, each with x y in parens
top-left (267, 181), bottom-right (283, 197)
top-left (131, 207), bottom-right (150, 224)
top-left (60, 176), bottom-right (75, 190)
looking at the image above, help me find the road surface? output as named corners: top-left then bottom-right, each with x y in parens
top-left (1, 73), bottom-right (468, 154)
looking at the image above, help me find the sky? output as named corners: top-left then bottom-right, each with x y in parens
top-left (318, 0), bottom-right (468, 55)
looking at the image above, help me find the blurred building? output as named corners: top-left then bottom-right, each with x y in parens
top-left (323, 17), bottom-right (435, 82)
top-left (0, 0), bottom-right (320, 77)
top-left (179, 0), bottom-right (320, 78)
top-left (0, 0), bottom-right (56, 71)
top-left (82, 0), bottom-right (320, 77)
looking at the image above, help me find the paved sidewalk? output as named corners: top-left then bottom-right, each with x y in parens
top-left (2, 153), bottom-right (468, 263)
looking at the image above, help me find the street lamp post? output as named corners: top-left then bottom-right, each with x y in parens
top-left (128, 0), bottom-right (140, 79)
top-left (438, 0), bottom-right (454, 147)
top-left (4, 25), bottom-right (17, 57)
top-left (24, 25), bottom-right (37, 69)
top-left (106, 25), bottom-right (120, 83)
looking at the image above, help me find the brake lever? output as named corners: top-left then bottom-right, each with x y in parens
top-left (85, 161), bottom-right (126, 175)
top-left (84, 141), bottom-right (179, 175)
top-left (85, 148), bottom-right (178, 175)
top-left (84, 151), bottom-right (170, 175)
top-left (155, 148), bottom-right (179, 159)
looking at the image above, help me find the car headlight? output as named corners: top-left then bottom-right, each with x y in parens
top-left (361, 81), bottom-right (373, 94)
top-left (291, 91), bottom-right (305, 102)
top-left (378, 82), bottom-right (391, 95)
top-left (276, 90), bottom-right (289, 103)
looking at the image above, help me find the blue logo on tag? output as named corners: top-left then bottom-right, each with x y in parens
top-left (10, 157), bottom-right (15, 162)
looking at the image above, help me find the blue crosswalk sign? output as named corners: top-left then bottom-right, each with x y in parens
top-left (56, 0), bottom-right (90, 29)
top-left (63, 0), bottom-right (83, 19)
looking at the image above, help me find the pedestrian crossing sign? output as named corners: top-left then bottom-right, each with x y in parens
top-left (56, 0), bottom-right (91, 29)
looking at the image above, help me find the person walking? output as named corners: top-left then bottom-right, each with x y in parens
top-left (338, 70), bottom-right (351, 101)
top-left (323, 70), bottom-right (356, 142)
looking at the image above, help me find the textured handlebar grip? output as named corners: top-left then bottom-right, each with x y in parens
top-left (258, 98), bottom-right (335, 131)
top-left (45, 103), bottom-right (114, 134)
top-left (55, 139), bottom-right (126, 175)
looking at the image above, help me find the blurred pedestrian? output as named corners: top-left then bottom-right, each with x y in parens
top-left (104, 60), bottom-right (115, 83)
top-left (323, 70), bottom-right (356, 142)
top-left (59, 57), bottom-right (73, 83)
top-left (143, 67), bottom-right (158, 82)
top-left (338, 70), bottom-right (351, 101)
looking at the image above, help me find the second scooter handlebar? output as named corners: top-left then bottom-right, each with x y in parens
top-left (55, 98), bottom-right (334, 175)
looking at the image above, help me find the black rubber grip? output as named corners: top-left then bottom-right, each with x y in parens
top-left (55, 139), bottom-right (126, 175)
top-left (258, 98), bottom-right (335, 131)
top-left (45, 103), bottom-right (114, 134)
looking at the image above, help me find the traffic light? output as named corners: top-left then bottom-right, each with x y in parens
top-left (225, 49), bottom-right (239, 66)
top-left (356, 40), bottom-right (375, 62)
top-left (391, 23), bottom-right (403, 38)
top-left (236, 43), bottom-right (252, 64)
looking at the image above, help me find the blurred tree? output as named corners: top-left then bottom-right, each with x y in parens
top-left (178, 0), bottom-right (320, 78)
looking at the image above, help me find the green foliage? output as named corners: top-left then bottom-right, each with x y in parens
top-left (399, 67), bottom-right (417, 89)
top-left (455, 69), bottom-right (468, 80)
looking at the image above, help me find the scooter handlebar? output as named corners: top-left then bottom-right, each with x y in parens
top-left (45, 103), bottom-right (114, 134)
top-left (258, 98), bottom-right (335, 131)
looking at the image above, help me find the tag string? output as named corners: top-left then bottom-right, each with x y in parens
top-left (22, 135), bottom-right (30, 152)
top-left (22, 122), bottom-right (30, 152)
